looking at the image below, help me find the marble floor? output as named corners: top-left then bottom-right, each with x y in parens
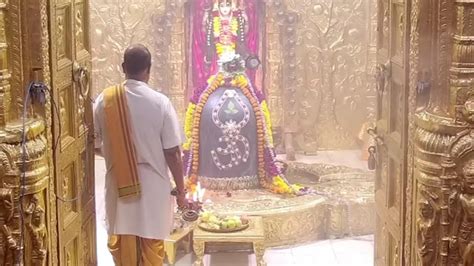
top-left (95, 150), bottom-right (375, 266)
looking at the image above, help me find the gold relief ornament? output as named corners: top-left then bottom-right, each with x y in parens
top-left (452, 160), bottom-right (474, 263)
top-left (441, 128), bottom-right (474, 265)
top-left (0, 188), bottom-right (17, 265)
top-left (25, 197), bottom-right (47, 266)
top-left (416, 189), bottom-right (440, 266)
top-left (462, 96), bottom-right (474, 124)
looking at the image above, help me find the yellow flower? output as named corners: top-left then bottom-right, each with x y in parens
top-left (269, 175), bottom-right (299, 195)
top-left (212, 16), bottom-right (238, 57)
top-left (183, 103), bottom-right (196, 151)
top-left (213, 17), bottom-right (221, 37)
top-left (216, 43), bottom-right (236, 57)
top-left (231, 17), bottom-right (239, 34)
top-left (207, 75), bottom-right (216, 85)
top-left (261, 101), bottom-right (274, 145)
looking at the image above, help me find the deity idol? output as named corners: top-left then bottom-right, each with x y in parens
top-left (184, 0), bottom-right (307, 195)
top-left (204, 0), bottom-right (248, 67)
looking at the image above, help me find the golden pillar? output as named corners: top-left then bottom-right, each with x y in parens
top-left (414, 0), bottom-right (474, 265)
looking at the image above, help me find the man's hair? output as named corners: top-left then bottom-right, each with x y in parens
top-left (123, 44), bottom-right (152, 75)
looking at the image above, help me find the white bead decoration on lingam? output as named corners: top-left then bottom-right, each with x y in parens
top-left (210, 89), bottom-right (251, 170)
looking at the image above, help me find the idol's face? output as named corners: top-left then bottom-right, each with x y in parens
top-left (419, 202), bottom-right (433, 218)
top-left (219, 2), bottom-right (232, 16)
top-left (33, 212), bottom-right (42, 225)
top-left (463, 159), bottom-right (474, 192)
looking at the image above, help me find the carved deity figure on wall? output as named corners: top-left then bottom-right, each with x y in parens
top-left (416, 190), bottom-right (439, 265)
top-left (183, 0), bottom-right (309, 195)
top-left (451, 159), bottom-right (474, 265)
top-left (26, 195), bottom-right (47, 266)
top-left (462, 96), bottom-right (474, 124)
top-left (27, 207), bottom-right (47, 266)
top-left (0, 188), bottom-right (18, 266)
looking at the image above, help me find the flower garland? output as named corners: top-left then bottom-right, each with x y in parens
top-left (184, 73), bottom-right (225, 192)
top-left (212, 15), bottom-right (239, 37)
top-left (183, 103), bottom-right (196, 150)
top-left (212, 12), bottom-right (239, 57)
top-left (231, 74), bottom-right (268, 188)
top-left (261, 101), bottom-right (274, 146)
top-left (184, 72), bottom-right (306, 195)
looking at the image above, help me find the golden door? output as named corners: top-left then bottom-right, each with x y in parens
top-left (49, 0), bottom-right (96, 265)
top-left (374, 0), bottom-right (410, 265)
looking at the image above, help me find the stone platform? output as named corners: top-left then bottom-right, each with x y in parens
top-left (201, 162), bottom-right (375, 248)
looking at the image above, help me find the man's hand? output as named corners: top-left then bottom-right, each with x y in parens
top-left (176, 194), bottom-right (188, 209)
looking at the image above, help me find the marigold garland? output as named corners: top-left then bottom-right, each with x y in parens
top-left (183, 103), bottom-right (196, 151)
top-left (261, 101), bottom-right (274, 146)
top-left (186, 73), bottom-right (225, 191)
top-left (212, 15), bottom-right (239, 37)
top-left (213, 15), bottom-right (239, 57)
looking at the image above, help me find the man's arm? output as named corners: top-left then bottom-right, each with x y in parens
top-left (161, 98), bottom-right (187, 208)
top-left (164, 146), bottom-right (185, 195)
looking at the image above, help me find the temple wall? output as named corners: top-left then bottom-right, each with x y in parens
top-left (284, 0), bottom-right (377, 151)
top-left (90, 0), bottom-right (167, 95)
top-left (90, 0), bottom-right (377, 151)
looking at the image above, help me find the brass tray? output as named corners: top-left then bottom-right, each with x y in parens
top-left (198, 221), bottom-right (249, 233)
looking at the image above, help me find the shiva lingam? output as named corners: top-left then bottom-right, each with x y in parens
top-left (171, 182), bottom-right (206, 222)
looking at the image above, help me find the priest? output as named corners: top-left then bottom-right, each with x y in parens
top-left (93, 44), bottom-right (186, 266)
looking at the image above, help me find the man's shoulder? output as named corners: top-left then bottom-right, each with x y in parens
top-left (145, 87), bottom-right (171, 104)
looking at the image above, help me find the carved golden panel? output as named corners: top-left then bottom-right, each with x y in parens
top-left (0, 12), bottom-right (5, 41)
top-left (75, 1), bottom-right (89, 58)
top-left (388, 158), bottom-right (401, 210)
top-left (263, 7), bottom-right (283, 132)
top-left (268, 96), bottom-right (282, 129)
top-left (378, 0), bottom-right (390, 51)
top-left (82, 214), bottom-right (96, 266)
top-left (388, 233), bottom-right (400, 266)
top-left (56, 5), bottom-right (73, 66)
top-left (59, 86), bottom-right (74, 141)
top-left (0, 48), bottom-right (7, 70)
top-left (169, 63), bottom-right (183, 93)
top-left (81, 150), bottom-right (93, 199)
top-left (61, 162), bottom-right (78, 226)
top-left (64, 237), bottom-right (79, 266)
top-left (377, 149), bottom-right (388, 192)
top-left (390, 81), bottom-right (403, 134)
top-left (90, 0), bottom-right (166, 96)
top-left (391, 3), bottom-right (405, 58)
